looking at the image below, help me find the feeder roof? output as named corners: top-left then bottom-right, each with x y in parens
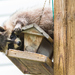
top-left (22, 24), bottom-right (53, 43)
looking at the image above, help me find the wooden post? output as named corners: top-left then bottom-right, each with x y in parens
top-left (54, 0), bottom-right (75, 75)
top-left (67, 0), bottom-right (75, 75)
top-left (54, 0), bottom-right (67, 75)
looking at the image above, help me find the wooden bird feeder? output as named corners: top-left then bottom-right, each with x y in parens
top-left (6, 24), bottom-right (53, 75)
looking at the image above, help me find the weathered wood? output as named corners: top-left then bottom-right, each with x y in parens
top-left (22, 27), bottom-right (43, 36)
top-left (24, 33), bottom-right (43, 52)
top-left (22, 24), bottom-right (53, 43)
top-left (22, 24), bottom-right (53, 56)
top-left (8, 57), bottom-right (29, 74)
top-left (54, 0), bottom-right (67, 75)
top-left (7, 49), bottom-right (53, 75)
top-left (0, 23), bottom-right (53, 74)
top-left (67, 0), bottom-right (75, 75)
top-left (7, 49), bottom-right (52, 64)
top-left (37, 38), bottom-right (53, 58)
top-left (54, 0), bottom-right (75, 75)
top-left (22, 24), bottom-right (34, 30)
top-left (34, 24), bottom-right (53, 43)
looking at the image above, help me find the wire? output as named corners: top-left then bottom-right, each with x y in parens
top-left (38, 0), bottom-right (47, 25)
top-left (52, 0), bottom-right (54, 20)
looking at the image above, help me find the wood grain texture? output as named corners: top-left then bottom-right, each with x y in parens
top-left (67, 0), bottom-right (75, 75)
top-left (7, 49), bottom-right (52, 64)
top-left (7, 49), bottom-right (53, 75)
top-left (22, 24), bottom-right (53, 43)
top-left (8, 57), bottom-right (29, 74)
top-left (22, 27), bottom-right (43, 36)
top-left (54, 0), bottom-right (75, 75)
top-left (34, 24), bottom-right (53, 43)
top-left (54, 0), bottom-right (67, 75)
top-left (37, 38), bottom-right (53, 58)
top-left (24, 33), bottom-right (43, 52)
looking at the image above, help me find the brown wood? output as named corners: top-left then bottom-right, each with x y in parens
top-left (67, 0), bottom-right (75, 75)
top-left (22, 27), bottom-right (43, 36)
top-left (37, 38), bottom-right (53, 58)
top-left (7, 49), bottom-right (52, 64)
top-left (7, 49), bottom-right (53, 75)
top-left (22, 24), bottom-right (53, 58)
top-left (54, 0), bottom-right (67, 75)
top-left (22, 24), bottom-right (53, 43)
top-left (24, 33), bottom-right (43, 52)
top-left (8, 57), bottom-right (29, 74)
top-left (54, 0), bottom-right (75, 75)
top-left (34, 24), bottom-right (53, 43)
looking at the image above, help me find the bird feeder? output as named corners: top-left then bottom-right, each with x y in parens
top-left (6, 24), bottom-right (53, 75)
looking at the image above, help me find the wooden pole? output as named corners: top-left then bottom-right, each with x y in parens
top-left (54, 0), bottom-right (75, 75)
top-left (54, 0), bottom-right (67, 75)
top-left (67, 0), bottom-right (75, 75)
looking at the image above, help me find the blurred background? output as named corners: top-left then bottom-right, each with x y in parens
top-left (0, 0), bottom-right (52, 75)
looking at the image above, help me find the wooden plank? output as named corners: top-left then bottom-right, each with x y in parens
top-left (22, 28), bottom-right (43, 36)
top-left (22, 24), bottom-right (34, 30)
top-left (24, 34), bottom-right (43, 52)
top-left (7, 49), bottom-right (52, 65)
top-left (67, 0), bottom-right (75, 75)
top-left (7, 57), bottom-right (29, 74)
top-left (22, 24), bottom-right (53, 43)
top-left (37, 38), bottom-right (53, 58)
top-left (20, 59), bottom-right (49, 74)
top-left (7, 49), bottom-right (53, 75)
top-left (54, 0), bottom-right (67, 75)
top-left (33, 24), bottom-right (53, 43)
top-left (42, 63), bottom-right (54, 75)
